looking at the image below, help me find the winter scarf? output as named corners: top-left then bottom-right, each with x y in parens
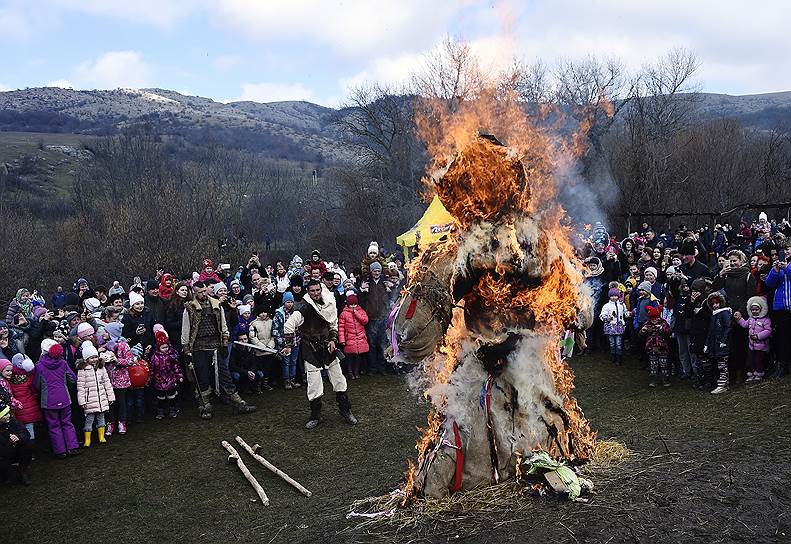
top-left (14, 289), bottom-right (33, 318)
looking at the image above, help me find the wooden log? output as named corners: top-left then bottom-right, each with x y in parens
top-left (222, 440), bottom-right (270, 506)
top-left (235, 436), bottom-right (313, 497)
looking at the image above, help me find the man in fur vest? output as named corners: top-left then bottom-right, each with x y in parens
top-left (181, 281), bottom-right (256, 419)
top-left (282, 279), bottom-right (357, 429)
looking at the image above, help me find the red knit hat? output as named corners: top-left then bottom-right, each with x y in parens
top-left (49, 343), bottom-right (64, 359)
top-left (203, 258), bottom-right (214, 270)
top-left (346, 292), bottom-right (358, 306)
top-left (153, 323), bottom-right (169, 346)
top-left (646, 305), bottom-right (663, 320)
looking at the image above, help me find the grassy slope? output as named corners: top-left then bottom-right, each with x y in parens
top-left (3, 355), bottom-right (790, 544)
top-left (0, 131), bottom-right (93, 195)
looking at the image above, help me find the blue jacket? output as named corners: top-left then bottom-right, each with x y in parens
top-left (765, 263), bottom-right (791, 311)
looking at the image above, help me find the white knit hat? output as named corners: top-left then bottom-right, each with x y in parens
top-left (238, 304), bottom-right (251, 315)
top-left (213, 282), bottom-right (227, 295)
top-left (644, 267), bottom-right (658, 279)
top-left (81, 341), bottom-right (99, 359)
top-left (129, 291), bottom-right (145, 307)
top-left (367, 241), bottom-right (379, 256)
top-left (41, 338), bottom-right (57, 354)
top-left (76, 322), bottom-right (95, 338)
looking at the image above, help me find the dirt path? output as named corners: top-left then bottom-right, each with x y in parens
top-left (4, 356), bottom-right (790, 544)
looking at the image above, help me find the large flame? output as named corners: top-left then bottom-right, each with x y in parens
top-left (401, 85), bottom-right (599, 502)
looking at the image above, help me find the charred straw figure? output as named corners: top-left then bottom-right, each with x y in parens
top-left (283, 279), bottom-right (357, 429)
top-left (393, 135), bottom-right (594, 499)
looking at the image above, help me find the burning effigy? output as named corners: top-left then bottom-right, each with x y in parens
top-left (390, 97), bottom-right (597, 502)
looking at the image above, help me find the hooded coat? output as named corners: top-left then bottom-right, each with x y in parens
top-left (705, 292), bottom-right (732, 358)
top-left (107, 341), bottom-right (134, 389)
top-left (338, 304), bottom-right (370, 354)
top-left (147, 347), bottom-right (183, 392)
top-left (10, 365), bottom-right (43, 424)
top-left (34, 352), bottom-right (76, 409)
top-left (76, 362), bottom-right (115, 414)
top-left (736, 296), bottom-right (772, 352)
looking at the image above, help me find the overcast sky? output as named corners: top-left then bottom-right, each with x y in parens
top-left (2, 0), bottom-right (789, 107)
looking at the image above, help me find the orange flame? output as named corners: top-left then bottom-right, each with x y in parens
top-left (401, 76), bottom-right (596, 500)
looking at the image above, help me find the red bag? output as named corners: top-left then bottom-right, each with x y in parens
top-left (128, 361), bottom-right (149, 389)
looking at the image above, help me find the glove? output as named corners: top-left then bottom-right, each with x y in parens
top-left (719, 342), bottom-right (727, 348)
top-left (703, 345), bottom-right (708, 354)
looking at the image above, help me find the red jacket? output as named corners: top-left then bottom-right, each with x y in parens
top-left (338, 305), bottom-right (370, 354)
top-left (10, 367), bottom-right (43, 424)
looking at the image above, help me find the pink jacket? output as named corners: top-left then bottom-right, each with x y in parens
top-left (736, 316), bottom-right (772, 352)
top-left (107, 341), bottom-right (134, 389)
top-left (338, 305), bottom-right (370, 355)
top-left (147, 348), bottom-right (183, 392)
top-left (77, 364), bottom-right (116, 414)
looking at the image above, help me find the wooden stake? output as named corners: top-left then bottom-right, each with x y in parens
top-left (235, 436), bottom-right (313, 497)
top-left (222, 440), bottom-right (270, 506)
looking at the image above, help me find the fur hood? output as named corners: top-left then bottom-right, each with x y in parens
top-left (746, 296), bottom-right (769, 318)
top-left (706, 290), bottom-right (729, 311)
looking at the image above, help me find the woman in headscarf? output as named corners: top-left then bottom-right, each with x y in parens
top-left (6, 288), bottom-right (34, 324)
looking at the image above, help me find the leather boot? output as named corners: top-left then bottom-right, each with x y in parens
top-left (770, 360), bottom-right (787, 379)
top-left (306, 397), bottom-right (322, 429)
top-left (230, 392), bottom-right (257, 414)
top-left (336, 392), bottom-right (358, 425)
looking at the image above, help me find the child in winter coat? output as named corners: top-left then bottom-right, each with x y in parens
top-left (76, 341), bottom-right (115, 447)
top-left (9, 354), bottom-right (42, 440)
top-left (148, 325), bottom-right (183, 419)
top-left (229, 333), bottom-right (263, 393)
top-left (249, 308), bottom-right (277, 390)
top-left (232, 305), bottom-right (255, 341)
top-left (0, 359), bottom-right (22, 411)
top-left (734, 296), bottom-right (772, 383)
top-left (600, 287), bottom-right (629, 366)
top-left (273, 292), bottom-right (300, 389)
top-left (706, 292), bottom-right (733, 395)
top-left (34, 339), bottom-right (80, 458)
top-left (639, 305), bottom-right (672, 387)
top-left (338, 292), bottom-right (369, 379)
top-left (105, 339), bottom-right (134, 435)
top-left (0, 403), bottom-right (35, 485)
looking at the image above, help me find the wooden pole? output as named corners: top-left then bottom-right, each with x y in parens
top-left (235, 436), bottom-right (313, 497)
top-left (222, 440), bottom-right (270, 506)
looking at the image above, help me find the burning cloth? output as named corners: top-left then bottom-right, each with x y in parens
top-left (393, 135), bottom-right (595, 499)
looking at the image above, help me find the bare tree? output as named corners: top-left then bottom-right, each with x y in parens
top-left (335, 82), bottom-right (424, 191)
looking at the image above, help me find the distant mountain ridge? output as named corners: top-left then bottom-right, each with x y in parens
top-left (0, 87), bottom-right (346, 162)
top-left (1, 87), bottom-right (790, 162)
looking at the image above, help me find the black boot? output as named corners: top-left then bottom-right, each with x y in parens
top-left (770, 360), bottom-right (787, 379)
top-left (230, 392), bottom-right (257, 414)
top-left (306, 397), bottom-right (322, 429)
top-left (336, 391), bottom-right (358, 425)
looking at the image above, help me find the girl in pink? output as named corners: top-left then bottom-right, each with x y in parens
top-left (0, 359), bottom-right (23, 411)
top-left (10, 354), bottom-right (43, 440)
top-left (338, 292), bottom-right (369, 379)
top-left (148, 325), bottom-right (183, 419)
top-left (734, 296), bottom-right (772, 383)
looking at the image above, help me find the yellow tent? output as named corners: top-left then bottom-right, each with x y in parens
top-left (396, 195), bottom-right (455, 259)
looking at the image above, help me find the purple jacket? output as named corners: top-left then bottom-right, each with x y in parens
top-left (736, 316), bottom-right (772, 352)
top-left (34, 353), bottom-right (76, 409)
top-left (147, 348), bottom-right (183, 392)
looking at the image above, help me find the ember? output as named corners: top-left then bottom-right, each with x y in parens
top-left (393, 91), bottom-right (596, 502)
